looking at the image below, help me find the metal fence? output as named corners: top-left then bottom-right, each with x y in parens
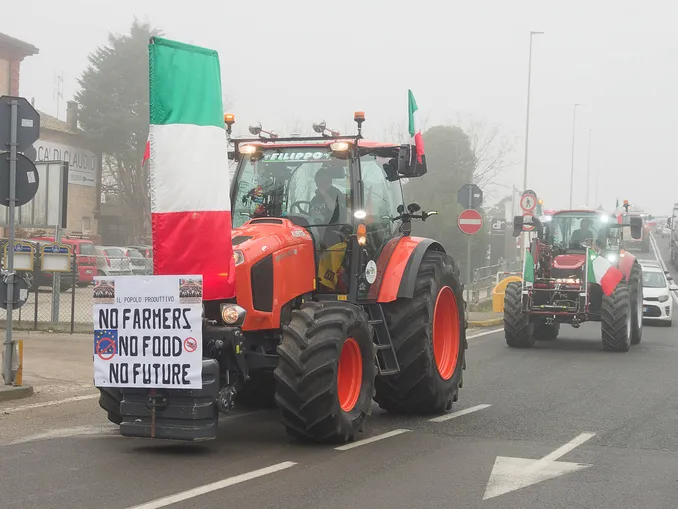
top-left (463, 260), bottom-right (522, 304)
top-left (0, 254), bottom-right (152, 333)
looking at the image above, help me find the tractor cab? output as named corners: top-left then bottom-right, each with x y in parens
top-left (226, 113), bottom-right (432, 299)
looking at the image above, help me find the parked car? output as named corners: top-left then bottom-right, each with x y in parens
top-left (641, 263), bottom-right (677, 326)
top-left (127, 245), bottom-right (153, 274)
top-left (32, 237), bottom-right (97, 287)
top-left (126, 247), bottom-right (150, 275)
top-left (94, 246), bottom-right (133, 276)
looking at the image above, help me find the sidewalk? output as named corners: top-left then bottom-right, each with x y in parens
top-left (468, 311), bottom-right (503, 328)
top-left (0, 331), bottom-right (94, 404)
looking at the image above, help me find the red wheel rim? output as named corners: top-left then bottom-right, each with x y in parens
top-left (433, 286), bottom-right (460, 380)
top-left (337, 337), bottom-right (363, 412)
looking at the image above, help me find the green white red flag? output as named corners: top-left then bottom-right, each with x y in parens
top-left (407, 89), bottom-right (425, 165)
top-left (586, 248), bottom-right (623, 296)
top-left (148, 36), bottom-right (235, 300)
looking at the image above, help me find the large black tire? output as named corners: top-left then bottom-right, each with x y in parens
top-left (533, 320), bottom-right (559, 341)
top-left (601, 283), bottom-right (632, 352)
top-left (274, 301), bottom-right (376, 443)
top-left (98, 388), bottom-right (122, 425)
top-left (628, 262), bottom-right (644, 345)
top-left (374, 250), bottom-right (466, 415)
top-left (504, 281), bottom-right (534, 348)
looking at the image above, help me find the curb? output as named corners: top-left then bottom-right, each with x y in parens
top-left (468, 317), bottom-right (503, 328)
top-left (0, 385), bottom-right (34, 402)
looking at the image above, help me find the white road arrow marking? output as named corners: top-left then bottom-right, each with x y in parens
top-left (483, 432), bottom-right (595, 500)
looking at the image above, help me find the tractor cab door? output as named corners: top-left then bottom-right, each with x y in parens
top-left (356, 153), bottom-right (405, 300)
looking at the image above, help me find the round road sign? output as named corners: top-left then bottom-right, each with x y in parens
top-left (520, 193), bottom-right (537, 212)
top-left (458, 209), bottom-right (483, 235)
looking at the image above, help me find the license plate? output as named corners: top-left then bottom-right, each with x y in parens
top-left (86, 270), bottom-right (92, 274)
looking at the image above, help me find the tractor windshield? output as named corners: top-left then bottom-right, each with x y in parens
top-left (232, 147), bottom-right (351, 229)
top-left (547, 212), bottom-right (616, 250)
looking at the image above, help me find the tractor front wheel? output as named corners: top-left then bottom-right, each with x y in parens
top-left (601, 283), bottom-right (632, 352)
top-left (629, 262), bottom-right (644, 345)
top-left (274, 301), bottom-right (376, 443)
top-left (374, 250), bottom-right (466, 415)
top-left (504, 282), bottom-right (534, 348)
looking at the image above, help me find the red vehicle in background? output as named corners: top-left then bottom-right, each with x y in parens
top-left (31, 236), bottom-right (97, 287)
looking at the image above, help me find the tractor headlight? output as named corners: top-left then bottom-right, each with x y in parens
top-left (221, 303), bottom-right (247, 325)
top-left (233, 250), bottom-right (245, 266)
top-left (606, 253), bottom-right (618, 263)
top-left (659, 294), bottom-right (669, 303)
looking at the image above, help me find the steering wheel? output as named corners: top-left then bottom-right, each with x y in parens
top-left (290, 201), bottom-right (313, 215)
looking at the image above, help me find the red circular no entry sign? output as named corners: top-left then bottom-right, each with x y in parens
top-left (458, 209), bottom-right (483, 235)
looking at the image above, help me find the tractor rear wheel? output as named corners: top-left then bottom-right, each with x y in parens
top-left (98, 388), bottom-right (122, 425)
top-left (374, 250), bottom-right (466, 415)
top-left (629, 262), bottom-right (644, 345)
top-left (601, 283), bottom-right (632, 352)
top-left (274, 301), bottom-right (376, 443)
top-left (533, 320), bottom-right (559, 341)
top-left (504, 282), bottom-right (534, 348)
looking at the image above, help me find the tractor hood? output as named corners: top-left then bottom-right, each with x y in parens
top-left (552, 254), bottom-right (586, 271)
top-left (231, 218), bottom-right (313, 257)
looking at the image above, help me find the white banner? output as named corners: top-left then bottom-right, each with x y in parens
top-left (92, 275), bottom-right (203, 389)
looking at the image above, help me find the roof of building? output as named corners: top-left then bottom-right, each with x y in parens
top-left (0, 32), bottom-right (39, 58)
top-left (38, 111), bottom-right (84, 135)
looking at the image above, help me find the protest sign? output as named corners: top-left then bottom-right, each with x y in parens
top-left (92, 275), bottom-right (203, 389)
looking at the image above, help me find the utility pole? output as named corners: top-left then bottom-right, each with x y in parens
top-left (568, 103), bottom-right (582, 209)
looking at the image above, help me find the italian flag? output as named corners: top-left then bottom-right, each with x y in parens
top-left (148, 37), bottom-right (235, 301)
top-left (586, 248), bottom-right (623, 296)
top-left (407, 89), bottom-right (425, 165)
top-left (522, 249), bottom-right (535, 287)
top-left (614, 198), bottom-right (622, 224)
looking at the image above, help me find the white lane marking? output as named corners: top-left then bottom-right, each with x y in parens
top-left (541, 432), bottom-right (595, 461)
top-left (649, 234), bottom-right (678, 305)
top-left (429, 403), bottom-right (491, 423)
top-left (126, 461), bottom-right (297, 509)
top-left (8, 425), bottom-right (119, 445)
top-left (334, 429), bottom-right (410, 451)
top-left (483, 432), bottom-right (595, 500)
top-left (1, 393), bottom-right (98, 414)
top-left (467, 328), bottom-right (502, 339)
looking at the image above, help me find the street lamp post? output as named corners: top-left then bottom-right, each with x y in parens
top-left (585, 128), bottom-right (593, 207)
top-left (522, 31), bottom-right (544, 192)
top-left (569, 103), bottom-right (583, 209)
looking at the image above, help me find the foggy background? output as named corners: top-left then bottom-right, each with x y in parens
top-left (4, 0), bottom-right (677, 214)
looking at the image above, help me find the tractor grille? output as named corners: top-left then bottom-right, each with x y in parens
top-left (251, 254), bottom-right (273, 312)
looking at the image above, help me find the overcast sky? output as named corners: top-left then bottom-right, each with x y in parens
top-left (3, 0), bottom-right (677, 216)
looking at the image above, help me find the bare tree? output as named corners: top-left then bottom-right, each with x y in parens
top-left (452, 113), bottom-right (518, 189)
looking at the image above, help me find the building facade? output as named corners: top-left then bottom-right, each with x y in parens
top-left (0, 32), bottom-right (38, 96)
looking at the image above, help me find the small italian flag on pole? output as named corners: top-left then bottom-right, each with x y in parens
top-left (522, 249), bottom-right (535, 287)
top-left (586, 248), bottom-right (623, 296)
top-left (148, 37), bottom-right (235, 300)
top-left (407, 89), bottom-right (426, 171)
top-left (614, 198), bottom-right (622, 224)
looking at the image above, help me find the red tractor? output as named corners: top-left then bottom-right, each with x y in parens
top-left (99, 113), bottom-right (468, 443)
top-left (504, 208), bottom-right (644, 352)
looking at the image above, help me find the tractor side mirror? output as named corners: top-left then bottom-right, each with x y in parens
top-left (397, 145), bottom-right (427, 178)
top-left (629, 216), bottom-right (643, 239)
top-left (512, 215), bottom-right (524, 237)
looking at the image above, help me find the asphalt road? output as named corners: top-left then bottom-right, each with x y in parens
top-left (1, 236), bottom-right (677, 509)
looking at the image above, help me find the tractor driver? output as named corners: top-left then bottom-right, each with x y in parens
top-left (570, 218), bottom-right (594, 246)
top-left (309, 167), bottom-right (347, 225)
